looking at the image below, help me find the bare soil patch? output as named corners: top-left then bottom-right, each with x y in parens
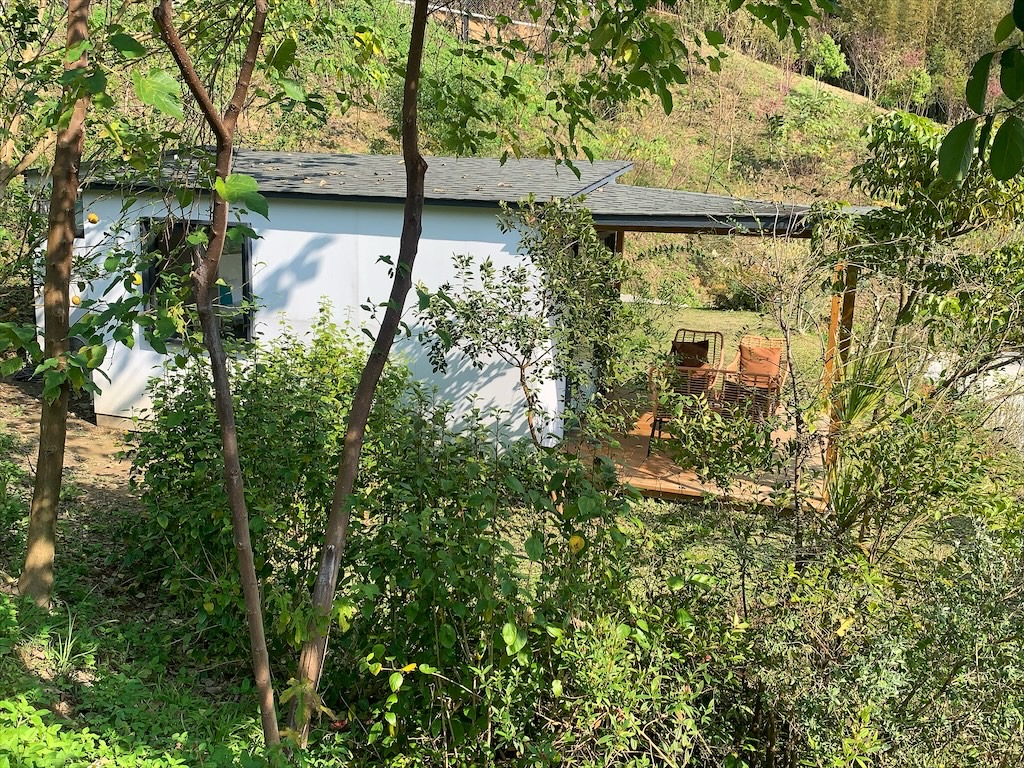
top-left (0, 379), bottom-right (128, 484)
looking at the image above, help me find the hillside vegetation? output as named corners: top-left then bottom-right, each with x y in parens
top-left (230, 2), bottom-right (877, 205)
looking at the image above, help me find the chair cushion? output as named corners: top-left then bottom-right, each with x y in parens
top-left (739, 343), bottom-right (782, 379)
top-left (671, 339), bottom-right (710, 367)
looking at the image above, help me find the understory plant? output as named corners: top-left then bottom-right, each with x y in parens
top-left (125, 308), bottom-right (1024, 766)
top-left (418, 196), bottom-right (667, 446)
top-left (125, 307), bottom-right (411, 659)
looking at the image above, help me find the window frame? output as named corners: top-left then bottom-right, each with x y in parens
top-left (139, 217), bottom-right (254, 343)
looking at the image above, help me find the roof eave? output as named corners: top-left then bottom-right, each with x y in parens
top-left (591, 214), bottom-right (813, 238)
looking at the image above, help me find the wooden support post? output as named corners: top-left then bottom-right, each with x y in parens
top-left (823, 262), bottom-right (859, 503)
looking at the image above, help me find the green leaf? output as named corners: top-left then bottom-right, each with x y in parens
top-left (501, 622), bottom-right (517, 647)
top-left (990, 116), bottom-right (1024, 180)
top-left (416, 285), bottom-right (431, 311)
top-left (438, 623), bottom-right (456, 648)
top-left (524, 531), bottom-right (544, 561)
top-left (132, 68), bottom-right (183, 120)
top-left (215, 173), bottom-right (258, 201)
top-left (84, 69), bottom-right (108, 95)
top-left (551, 679), bottom-right (563, 697)
top-left (65, 39), bottom-right (93, 63)
top-left (1001, 47), bottom-right (1024, 101)
top-left (1015, 0), bottom-right (1024, 33)
top-left (214, 174), bottom-right (270, 219)
top-left (937, 118), bottom-right (977, 182)
top-left (966, 52), bottom-right (994, 114)
top-left (658, 85), bottom-right (673, 116)
top-left (1, 357), bottom-right (23, 376)
top-left (43, 370), bottom-right (65, 403)
top-left (266, 37), bottom-right (297, 74)
top-left (280, 78), bottom-right (306, 102)
top-left (705, 29), bottom-right (725, 46)
top-left (384, 711), bottom-right (397, 727)
top-left (388, 672), bottom-right (404, 692)
top-left (227, 224), bottom-right (259, 242)
top-left (996, 13), bottom-right (1017, 44)
top-left (109, 33), bottom-right (146, 59)
top-left (510, 627), bottom-right (528, 655)
top-left (978, 113), bottom-right (996, 159)
top-left (589, 23), bottom-right (614, 55)
top-left (186, 229), bottom-right (209, 246)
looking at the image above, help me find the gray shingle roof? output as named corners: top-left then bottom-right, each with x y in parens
top-left (84, 150), bottom-right (831, 236)
top-left (585, 183), bottom-right (812, 237)
top-left (89, 150), bottom-right (633, 205)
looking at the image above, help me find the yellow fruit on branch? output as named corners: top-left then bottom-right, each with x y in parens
top-left (568, 534), bottom-right (585, 555)
top-left (86, 212), bottom-right (99, 224)
top-left (71, 295), bottom-right (81, 306)
top-left (133, 273), bottom-right (143, 286)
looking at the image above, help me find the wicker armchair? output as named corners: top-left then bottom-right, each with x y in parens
top-left (721, 335), bottom-right (788, 420)
top-left (648, 329), bottom-right (725, 454)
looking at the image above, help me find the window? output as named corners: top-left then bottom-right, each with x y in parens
top-left (141, 219), bottom-right (252, 341)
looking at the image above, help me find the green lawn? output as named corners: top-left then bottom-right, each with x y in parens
top-left (659, 307), bottom-right (826, 387)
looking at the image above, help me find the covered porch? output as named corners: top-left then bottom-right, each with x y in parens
top-left (583, 183), bottom-right (856, 508)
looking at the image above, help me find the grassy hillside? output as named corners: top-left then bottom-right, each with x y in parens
top-left (590, 50), bottom-right (878, 204)
top-left (253, 15), bottom-right (880, 208)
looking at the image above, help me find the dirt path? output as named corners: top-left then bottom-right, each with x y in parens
top-left (0, 380), bottom-right (129, 482)
top-left (1, 380), bottom-right (141, 592)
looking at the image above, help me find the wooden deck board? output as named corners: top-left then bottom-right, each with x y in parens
top-left (585, 412), bottom-right (824, 510)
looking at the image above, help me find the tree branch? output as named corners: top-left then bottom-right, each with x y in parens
top-left (0, 131), bottom-right (56, 192)
top-left (224, 1), bottom-right (267, 135)
top-left (152, 0), bottom-right (230, 146)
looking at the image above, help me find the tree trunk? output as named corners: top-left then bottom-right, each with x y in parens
top-left (290, 0), bottom-right (431, 744)
top-left (18, 0), bottom-right (92, 608)
top-left (153, 0), bottom-right (279, 747)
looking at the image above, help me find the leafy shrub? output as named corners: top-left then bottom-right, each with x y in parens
top-left (0, 592), bottom-right (16, 659)
top-left (806, 33), bottom-right (849, 81)
top-left (0, 695), bottom-right (191, 768)
top-left (0, 426), bottom-right (25, 554)
top-left (125, 308), bottom-right (411, 659)
top-left (880, 67), bottom-right (932, 111)
top-left (315, 410), bottom-right (637, 762)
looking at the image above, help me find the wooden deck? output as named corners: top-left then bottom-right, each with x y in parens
top-left (585, 412), bottom-right (824, 510)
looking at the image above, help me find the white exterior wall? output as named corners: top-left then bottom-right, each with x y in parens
top-left (67, 191), bottom-right (560, 441)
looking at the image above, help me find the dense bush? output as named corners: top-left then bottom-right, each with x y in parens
top-left (314, 419), bottom-right (637, 763)
top-left (127, 310), bottom-right (1023, 767)
top-left (125, 310), bottom-right (411, 659)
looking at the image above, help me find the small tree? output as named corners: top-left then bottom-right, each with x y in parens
top-left (151, 0), bottom-right (280, 748)
top-left (418, 197), bottom-right (636, 447)
top-left (807, 33), bottom-right (849, 81)
top-left (17, 0), bottom-right (93, 607)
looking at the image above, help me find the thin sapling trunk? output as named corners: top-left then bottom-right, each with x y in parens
top-left (290, 0), bottom-right (431, 744)
top-left (153, 0), bottom-right (279, 747)
top-left (19, 0), bottom-right (92, 608)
